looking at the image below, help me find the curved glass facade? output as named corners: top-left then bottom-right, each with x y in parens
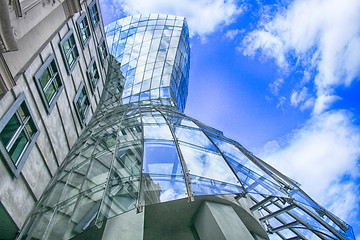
top-left (18, 14), bottom-right (354, 240)
top-left (105, 14), bottom-right (190, 112)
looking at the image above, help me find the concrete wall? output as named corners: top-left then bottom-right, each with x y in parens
top-left (0, 0), bottom-right (108, 237)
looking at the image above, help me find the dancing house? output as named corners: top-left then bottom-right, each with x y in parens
top-left (11, 14), bottom-right (356, 240)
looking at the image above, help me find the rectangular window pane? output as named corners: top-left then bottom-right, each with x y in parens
top-left (0, 115), bottom-right (20, 148)
top-left (9, 130), bottom-right (28, 165)
top-left (0, 93), bottom-right (40, 176)
top-left (63, 40), bottom-right (71, 53)
top-left (35, 54), bottom-right (63, 111)
top-left (67, 53), bottom-right (74, 66)
top-left (25, 119), bottom-right (37, 137)
top-left (45, 83), bottom-right (56, 103)
top-left (39, 68), bottom-right (51, 89)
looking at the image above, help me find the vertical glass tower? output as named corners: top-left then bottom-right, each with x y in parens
top-left (18, 14), bottom-right (354, 240)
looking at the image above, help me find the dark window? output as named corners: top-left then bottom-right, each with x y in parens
top-left (76, 12), bottom-right (91, 48)
top-left (98, 38), bottom-right (108, 64)
top-left (60, 29), bottom-right (80, 73)
top-left (87, 58), bottom-right (100, 93)
top-left (0, 93), bottom-right (40, 177)
top-left (88, 1), bottom-right (100, 28)
top-left (74, 82), bottom-right (90, 127)
top-left (34, 54), bottom-right (63, 113)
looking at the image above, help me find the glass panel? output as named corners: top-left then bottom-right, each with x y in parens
top-left (26, 210), bottom-right (54, 240)
top-left (9, 130), bottom-right (28, 164)
top-left (114, 143), bottom-right (142, 178)
top-left (143, 124), bottom-right (173, 140)
top-left (289, 207), bottom-right (336, 238)
top-left (143, 141), bottom-right (182, 175)
top-left (290, 190), bottom-right (322, 210)
top-left (100, 172), bottom-right (139, 219)
top-left (175, 126), bottom-right (216, 151)
top-left (67, 53), bottom-right (74, 66)
top-left (63, 40), bottom-right (71, 53)
top-left (55, 74), bottom-right (62, 88)
top-left (226, 157), bottom-right (287, 197)
top-left (82, 159), bottom-right (109, 192)
top-left (19, 103), bottom-right (30, 120)
top-left (0, 114), bottom-right (20, 147)
top-left (179, 143), bottom-right (239, 185)
top-left (141, 173), bottom-right (187, 205)
top-left (70, 184), bottom-right (104, 230)
top-left (190, 175), bottom-right (243, 196)
top-left (45, 83), bottom-right (56, 103)
top-left (39, 68), bottom-right (51, 89)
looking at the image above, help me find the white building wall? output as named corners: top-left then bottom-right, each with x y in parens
top-left (0, 0), bottom-right (108, 237)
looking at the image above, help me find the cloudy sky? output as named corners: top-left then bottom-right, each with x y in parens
top-left (99, 0), bottom-right (360, 237)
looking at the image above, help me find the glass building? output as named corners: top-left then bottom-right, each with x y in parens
top-left (17, 14), bottom-right (354, 240)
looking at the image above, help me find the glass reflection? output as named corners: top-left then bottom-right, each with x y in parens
top-left (141, 174), bottom-right (187, 204)
top-left (190, 175), bottom-right (243, 196)
top-left (143, 141), bottom-right (182, 175)
top-left (179, 143), bottom-right (240, 185)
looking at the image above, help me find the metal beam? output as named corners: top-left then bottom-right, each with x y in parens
top-left (259, 204), bottom-right (296, 221)
top-left (250, 196), bottom-right (275, 211)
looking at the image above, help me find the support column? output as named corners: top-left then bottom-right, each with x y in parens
top-left (194, 201), bottom-right (255, 240)
top-left (102, 209), bottom-right (144, 240)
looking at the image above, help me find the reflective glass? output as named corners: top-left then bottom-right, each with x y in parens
top-left (143, 141), bottom-right (182, 175)
top-left (141, 173), bottom-right (187, 205)
top-left (190, 175), bottom-right (243, 196)
top-left (179, 143), bottom-right (239, 185)
top-left (0, 114), bottom-right (20, 148)
top-left (175, 126), bottom-right (216, 150)
top-left (143, 124), bottom-right (173, 140)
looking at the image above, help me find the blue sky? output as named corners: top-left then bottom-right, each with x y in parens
top-left (99, 0), bottom-right (360, 237)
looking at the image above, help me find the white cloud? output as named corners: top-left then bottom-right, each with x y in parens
top-left (225, 29), bottom-right (245, 40)
top-left (242, 0), bottom-right (360, 114)
top-left (269, 78), bottom-right (284, 96)
top-left (261, 110), bottom-right (360, 222)
top-left (290, 87), bottom-right (315, 111)
top-left (276, 96), bottom-right (286, 109)
top-left (108, 0), bottom-right (243, 38)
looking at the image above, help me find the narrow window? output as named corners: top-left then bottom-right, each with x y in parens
top-left (60, 29), bottom-right (80, 73)
top-left (76, 12), bottom-right (91, 48)
top-left (88, 0), bottom-right (100, 28)
top-left (34, 54), bottom-right (64, 113)
top-left (98, 38), bottom-right (108, 64)
top-left (74, 82), bottom-right (90, 127)
top-left (87, 58), bottom-right (99, 93)
top-left (0, 93), bottom-right (40, 177)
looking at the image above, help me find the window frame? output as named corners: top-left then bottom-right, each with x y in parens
top-left (34, 53), bottom-right (64, 113)
top-left (88, 0), bottom-right (100, 29)
top-left (73, 81), bottom-right (91, 127)
top-left (87, 58), bottom-right (100, 93)
top-left (98, 38), bottom-right (108, 65)
top-left (60, 29), bottom-right (80, 74)
top-left (76, 12), bottom-right (92, 48)
top-left (0, 93), bottom-right (40, 177)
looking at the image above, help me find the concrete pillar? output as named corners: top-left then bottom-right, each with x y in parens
top-left (194, 201), bottom-right (255, 240)
top-left (102, 209), bottom-right (144, 240)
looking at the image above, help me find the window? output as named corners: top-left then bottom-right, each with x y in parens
top-left (76, 12), bottom-right (91, 48)
top-left (98, 38), bottom-right (108, 64)
top-left (74, 82), bottom-right (90, 127)
top-left (60, 29), bottom-right (79, 73)
top-left (34, 54), bottom-right (63, 113)
top-left (88, 0), bottom-right (100, 28)
top-left (0, 93), bottom-right (39, 177)
top-left (87, 58), bottom-right (100, 93)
